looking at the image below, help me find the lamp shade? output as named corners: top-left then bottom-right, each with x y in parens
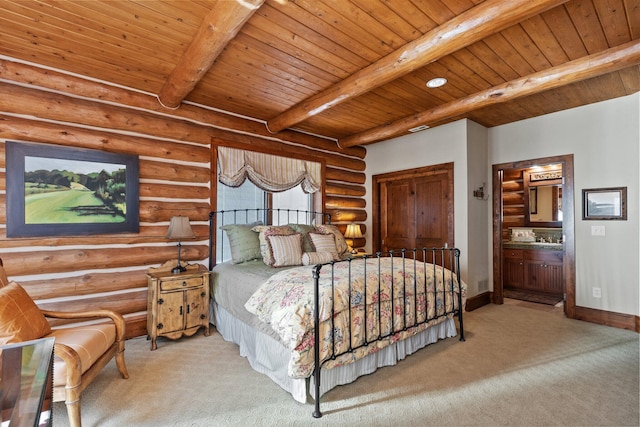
top-left (165, 216), bottom-right (195, 240)
top-left (344, 223), bottom-right (363, 239)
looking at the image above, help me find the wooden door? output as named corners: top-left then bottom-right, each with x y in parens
top-left (380, 178), bottom-right (414, 251)
top-left (414, 173), bottom-right (451, 249)
top-left (373, 163), bottom-right (454, 258)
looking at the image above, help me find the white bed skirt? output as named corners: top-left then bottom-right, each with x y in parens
top-left (211, 302), bottom-right (458, 404)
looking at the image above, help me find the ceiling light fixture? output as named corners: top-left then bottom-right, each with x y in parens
top-left (426, 77), bottom-right (447, 88)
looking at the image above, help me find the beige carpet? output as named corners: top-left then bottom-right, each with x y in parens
top-left (52, 302), bottom-right (639, 426)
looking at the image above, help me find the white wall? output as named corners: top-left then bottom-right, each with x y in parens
top-left (466, 121), bottom-right (490, 293)
top-left (364, 120), bottom-right (481, 295)
top-left (488, 93), bottom-right (639, 316)
top-left (365, 93), bottom-right (639, 317)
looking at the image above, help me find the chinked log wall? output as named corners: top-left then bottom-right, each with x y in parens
top-left (0, 59), bottom-right (367, 338)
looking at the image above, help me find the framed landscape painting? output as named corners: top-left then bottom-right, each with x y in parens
top-left (582, 187), bottom-right (627, 221)
top-left (6, 141), bottom-right (139, 237)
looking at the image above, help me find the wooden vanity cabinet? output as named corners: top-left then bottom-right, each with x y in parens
top-left (503, 248), bottom-right (563, 296)
top-left (524, 250), bottom-right (563, 295)
top-left (503, 249), bottom-right (525, 289)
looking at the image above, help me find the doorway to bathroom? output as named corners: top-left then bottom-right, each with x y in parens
top-left (492, 154), bottom-right (576, 318)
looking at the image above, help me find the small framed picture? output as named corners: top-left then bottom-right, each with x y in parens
top-left (582, 187), bottom-right (627, 220)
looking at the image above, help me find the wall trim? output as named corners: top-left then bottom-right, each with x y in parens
top-left (465, 291), bottom-right (492, 311)
top-left (574, 306), bottom-right (640, 333)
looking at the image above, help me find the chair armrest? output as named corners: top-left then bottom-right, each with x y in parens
top-left (53, 342), bottom-right (83, 390)
top-left (41, 309), bottom-right (127, 341)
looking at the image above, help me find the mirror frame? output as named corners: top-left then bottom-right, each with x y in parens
top-left (523, 170), bottom-right (562, 227)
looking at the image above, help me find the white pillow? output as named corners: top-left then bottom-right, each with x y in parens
top-left (267, 234), bottom-right (303, 267)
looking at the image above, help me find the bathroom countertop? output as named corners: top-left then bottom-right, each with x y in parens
top-left (503, 241), bottom-right (563, 251)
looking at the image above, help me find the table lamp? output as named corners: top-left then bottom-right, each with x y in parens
top-left (166, 216), bottom-right (195, 274)
top-left (343, 223), bottom-right (363, 254)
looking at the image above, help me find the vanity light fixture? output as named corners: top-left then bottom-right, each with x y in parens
top-left (426, 77), bottom-right (447, 88)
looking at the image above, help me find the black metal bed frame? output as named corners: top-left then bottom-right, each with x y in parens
top-left (208, 209), bottom-right (465, 418)
top-left (310, 248), bottom-right (464, 418)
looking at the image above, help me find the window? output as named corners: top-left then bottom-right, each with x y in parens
top-left (215, 147), bottom-right (322, 263)
top-left (215, 181), bottom-right (313, 262)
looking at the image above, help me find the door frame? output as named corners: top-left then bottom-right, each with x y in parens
top-left (492, 154), bottom-right (576, 317)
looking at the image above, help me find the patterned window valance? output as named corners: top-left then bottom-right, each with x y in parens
top-left (218, 147), bottom-right (321, 194)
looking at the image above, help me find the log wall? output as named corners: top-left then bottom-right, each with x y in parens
top-left (0, 59), bottom-right (367, 338)
top-left (501, 169), bottom-right (526, 241)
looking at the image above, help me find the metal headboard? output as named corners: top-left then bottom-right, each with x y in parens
top-left (208, 208), bottom-right (331, 270)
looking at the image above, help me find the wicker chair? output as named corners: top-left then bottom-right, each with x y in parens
top-left (0, 258), bottom-right (129, 427)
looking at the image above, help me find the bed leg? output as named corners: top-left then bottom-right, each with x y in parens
top-left (455, 248), bottom-right (465, 342)
top-left (312, 364), bottom-right (322, 418)
top-left (312, 265), bottom-right (323, 418)
top-left (458, 309), bottom-right (466, 342)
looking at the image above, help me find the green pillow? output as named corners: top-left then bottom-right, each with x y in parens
top-left (220, 222), bottom-right (262, 264)
top-left (288, 223), bottom-right (316, 253)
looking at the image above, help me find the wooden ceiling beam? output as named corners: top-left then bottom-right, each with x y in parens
top-left (157, 0), bottom-right (265, 109)
top-left (265, 0), bottom-right (568, 133)
top-left (339, 40), bottom-right (640, 147)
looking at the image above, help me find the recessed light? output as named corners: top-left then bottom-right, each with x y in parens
top-left (426, 77), bottom-right (447, 88)
top-left (409, 125), bottom-right (430, 133)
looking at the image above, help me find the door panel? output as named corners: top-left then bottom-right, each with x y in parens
top-left (374, 163), bottom-right (454, 259)
top-left (185, 288), bottom-right (207, 329)
top-left (415, 175), bottom-right (449, 249)
top-left (157, 291), bottom-right (184, 333)
top-left (381, 179), bottom-right (414, 252)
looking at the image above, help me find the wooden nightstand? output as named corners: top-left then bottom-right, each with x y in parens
top-left (349, 251), bottom-right (372, 258)
top-left (147, 261), bottom-right (210, 350)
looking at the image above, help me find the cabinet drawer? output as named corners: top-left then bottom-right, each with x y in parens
top-left (160, 276), bottom-right (204, 291)
top-left (503, 249), bottom-right (524, 260)
top-left (524, 250), bottom-right (562, 263)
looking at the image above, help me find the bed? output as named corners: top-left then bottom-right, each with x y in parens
top-left (207, 208), bottom-right (466, 417)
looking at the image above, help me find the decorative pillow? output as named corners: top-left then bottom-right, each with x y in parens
top-left (315, 224), bottom-right (349, 256)
top-left (302, 252), bottom-right (336, 266)
top-left (252, 225), bottom-right (296, 266)
top-left (220, 222), bottom-right (262, 264)
top-left (267, 234), bottom-right (303, 267)
top-left (308, 233), bottom-right (339, 260)
top-left (288, 223), bottom-right (316, 253)
top-left (0, 281), bottom-right (51, 345)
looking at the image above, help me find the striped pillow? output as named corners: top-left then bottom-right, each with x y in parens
top-left (302, 251), bottom-right (335, 266)
top-left (267, 233), bottom-right (303, 267)
top-left (315, 224), bottom-right (349, 256)
top-left (252, 225), bottom-right (295, 266)
top-left (308, 233), bottom-right (339, 260)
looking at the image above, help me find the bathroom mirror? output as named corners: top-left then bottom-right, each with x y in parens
top-left (524, 170), bottom-right (562, 227)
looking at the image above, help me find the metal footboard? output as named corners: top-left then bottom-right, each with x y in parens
top-left (311, 248), bottom-right (464, 418)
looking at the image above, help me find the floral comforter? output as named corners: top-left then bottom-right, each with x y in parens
top-left (245, 257), bottom-right (466, 378)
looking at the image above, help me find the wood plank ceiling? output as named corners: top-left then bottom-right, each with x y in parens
top-left (1, 0), bottom-right (638, 146)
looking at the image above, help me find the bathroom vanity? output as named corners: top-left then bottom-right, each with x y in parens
top-left (503, 228), bottom-right (563, 298)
